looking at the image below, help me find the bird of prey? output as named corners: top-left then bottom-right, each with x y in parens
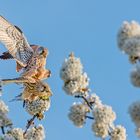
top-left (22, 80), bottom-right (52, 101)
top-left (0, 16), bottom-right (50, 83)
top-left (3, 77), bottom-right (52, 102)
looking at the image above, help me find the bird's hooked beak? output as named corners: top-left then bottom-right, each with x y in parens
top-left (47, 91), bottom-right (53, 97)
top-left (42, 48), bottom-right (48, 57)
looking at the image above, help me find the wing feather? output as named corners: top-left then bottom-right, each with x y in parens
top-left (0, 51), bottom-right (13, 59)
top-left (0, 16), bottom-right (33, 67)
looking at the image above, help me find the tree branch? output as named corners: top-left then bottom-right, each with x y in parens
top-left (75, 95), bottom-right (93, 110)
top-left (24, 115), bottom-right (37, 135)
top-left (85, 115), bottom-right (94, 120)
top-left (1, 126), bottom-right (5, 134)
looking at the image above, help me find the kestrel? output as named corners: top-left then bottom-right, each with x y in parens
top-left (0, 16), bottom-right (50, 83)
top-left (2, 77), bottom-right (52, 102)
top-left (22, 80), bottom-right (52, 102)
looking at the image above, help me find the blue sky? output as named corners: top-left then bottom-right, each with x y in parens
top-left (0, 0), bottom-right (140, 139)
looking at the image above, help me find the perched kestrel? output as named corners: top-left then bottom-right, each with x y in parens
top-left (22, 80), bottom-right (52, 102)
top-left (0, 16), bottom-right (50, 83)
top-left (2, 77), bottom-right (52, 102)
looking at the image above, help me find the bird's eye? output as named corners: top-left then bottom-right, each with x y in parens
top-left (40, 86), bottom-right (46, 92)
top-left (37, 47), bottom-right (44, 55)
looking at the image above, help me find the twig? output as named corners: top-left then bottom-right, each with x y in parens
top-left (23, 100), bottom-right (26, 108)
top-left (75, 95), bottom-right (93, 110)
top-left (24, 115), bottom-right (37, 135)
top-left (1, 126), bottom-right (5, 134)
top-left (85, 115), bottom-right (94, 120)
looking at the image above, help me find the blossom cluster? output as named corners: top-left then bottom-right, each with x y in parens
top-left (1, 124), bottom-right (45, 140)
top-left (60, 53), bottom-right (127, 139)
top-left (0, 96), bottom-right (46, 140)
top-left (129, 101), bottom-right (140, 137)
top-left (25, 97), bottom-right (51, 119)
top-left (117, 21), bottom-right (140, 61)
top-left (0, 76), bottom-right (53, 139)
top-left (118, 20), bottom-right (140, 138)
top-left (117, 21), bottom-right (140, 86)
top-left (0, 100), bottom-right (12, 130)
top-left (0, 79), bottom-right (52, 140)
top-left (60, 53), bottom-right (89, 97)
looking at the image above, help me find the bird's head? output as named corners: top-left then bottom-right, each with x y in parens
top-left (38, 82), bottom-right (53, 98)
top-left (30, 45), bottom-right (48, 57)
top-left (36, 46), bottom-right (48, 57)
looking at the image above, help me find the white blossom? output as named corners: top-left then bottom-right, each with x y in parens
top-left (117, 21), bottom-right (140, 51)
top-left (68, 102), bottom-right (90, 127)
top-left (63, 73), bottom-right (89, 96)
top-left (130, 65), bottom-right (140, 87)
top-left (25, 125), bottom-right (45, 140)
top-left (121, 38), bottom-right (140, 57)
top-left (110, 125), bottom-right (127, 140)
top-left (3, 134), bottom-right (15, 140)
top-left (92, 122), bottom-right (109, 138)
top-left (129, 101), bottom-right (140, 127)
top-left (25, 98), bottom-right (50, 117)
top-left (93, 105), bottom-right (116, 125)
top-left (0, 100), bottom-right (12, 129)
top-left (0, 114), bottom-right (12, 127)
top-left (135, 127), bottom-right (140, 137)
top-left (0, 100), bottom-right (9, 114)
top-left (3, 128), bottom-right (24, 140)
top-left (60, 53), bottom-right (83, 81)
top-left (85, 93), bottom-right (102, 108)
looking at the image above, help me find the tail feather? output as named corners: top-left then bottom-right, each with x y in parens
top-left (1, 77), bottom-right (29, 85)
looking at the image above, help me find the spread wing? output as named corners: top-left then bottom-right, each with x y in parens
top-left (0, 16), bottom-right (33, 67)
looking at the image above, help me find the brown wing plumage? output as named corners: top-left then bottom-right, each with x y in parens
top-left (0, 16), bottom-right (51, 85)
top-left (0, 16), bottom-right (33, 67)
top-left (22, 81), bottom-right (52, 101)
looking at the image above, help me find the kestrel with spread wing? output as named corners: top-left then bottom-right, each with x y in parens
top-left (0, 16), bottom-right (50, 83)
